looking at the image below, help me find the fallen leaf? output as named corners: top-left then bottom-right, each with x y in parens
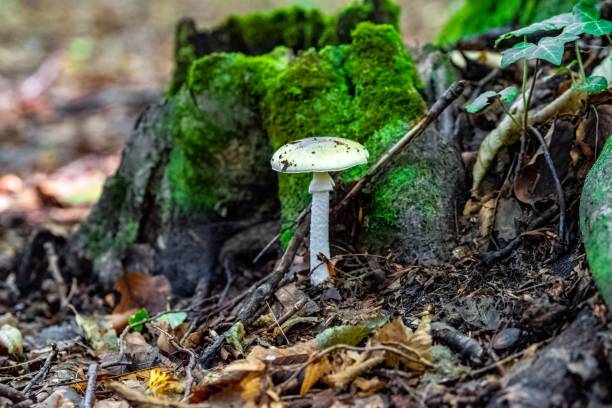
top-left (127, 308), bottom-right (149, 332)
top-left (224, 322), bottom-right (246, 355)
top-left (155, 312), bottom-right (187, 329)
top-left (478, 198), bottom-right (496, 238)
top-left (315, 315), bottom-right (388, 349)
top-left (239, 372), bottom-right (262, 403)
top-left (353, 376), bottom-right (384, 395)
top-left (112, 271), bottom-right (171, 316)
top-left (373, 315), bottom-right (432, 371)
top-left (301, 356), bottom-right (332, 396)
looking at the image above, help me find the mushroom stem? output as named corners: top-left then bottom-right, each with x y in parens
top-left (308, 172), bottom-right (334, 285)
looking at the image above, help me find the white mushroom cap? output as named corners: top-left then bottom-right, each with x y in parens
top-left (271, 137), bottom-right (369, 174)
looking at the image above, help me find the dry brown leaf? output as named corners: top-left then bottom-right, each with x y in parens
top-left (300, 356), bottom-right (332, 396)
top-left (112, 271), bottom-right (171, 315)
top-left (478, 198), bottom-right (496, 238)
top-left (373, 314), bottom-right (432, 371)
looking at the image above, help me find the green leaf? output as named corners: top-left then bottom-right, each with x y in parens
top-left (498, 86), bottom-right (518, 104)
top-left (155, 312), bottom-right (188, 329)
top-left (314, 315), bottom-right (388, 349)
top-left (224, 322), bottom-right (245, 354)
top-left (572, 2), bottom-right (612, 36)
top-left (573, 75), bottom-right (609, 93)
top-left (500, 33), bottom-right (579, 68)
top-left (128, 308), bottom-right (149, 332)
top-left (0, 324), bottom-right (23, 355)
top-left (464, 91), bottom-right (497, 113)
top-left (495, 13), bottom-right (575, 46)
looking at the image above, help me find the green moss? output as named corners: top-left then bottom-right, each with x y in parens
top-left (166, 50), bottom-right (288, 214)
top-left (167, 0), bottom-right (401, 92)
top-left (263, 23), bottom-right (426, 245)
top-left (580, 137), bottom-right (612, 307)
top-left (438, 0), bottom-right (578, 45)
top-left (367, 162), bottom-right (442, 235)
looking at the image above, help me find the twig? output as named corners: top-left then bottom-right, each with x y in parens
top-left (252, 232), bottom-right (281, 264)
top-left (151, 325), bottom-right (197, 401)
top-left (481, 204), bottom-right (559, 264)
top-left (529, 126), bottom-right (566, 249)
top-left (199, 219), bottom-right (309, 368)
top-left (82, 363), bottom-right (98, 408)
top-left (336, 80), bottom-right (466, 211)
top-left (22, 343), bottom-right (57, 396)
top-left (326, 355), bottom-right (385, 387)
top-left (266, 301), bottom-right (290, 345)
top-left (264, 297), bottom-right (308, 332)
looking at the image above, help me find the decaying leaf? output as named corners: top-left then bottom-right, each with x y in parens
top-left (478, 198), bottom-right (497, 239)
top-left (146, 368), bottom-right (183, 398)
top-left (373, 314), bottom-right (432, 371)
top-left (112, 271), bottom-right (171, 316)
top-left (514, 120), bottom-right (574, 205)
top-left (224, 321), bottom-right (246, 355)
top-left (301, 356), bottom-right (332, 396)
top-left (315, 315), bottom-right (388, 349)
top-left (353, 376), bottom-right (384, 395)
top-left (273, 316), bottom-right (320, 338)
top-left (75, 312), bottom-right (117, 351)
top-left (240, 372), bottom-right (262, 403)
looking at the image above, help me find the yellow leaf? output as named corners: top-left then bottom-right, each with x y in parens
top-left (147, 368), bottom-right (183, 398)
top-left (300, 356), bottom-right (332, 396)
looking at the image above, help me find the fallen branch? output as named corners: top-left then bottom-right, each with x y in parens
top-left (0, 384), bottom-right (24, 403)
top-left (82, 363), bottom-right (98, 408)
top-left (22, 343), bottom-right (57, 396)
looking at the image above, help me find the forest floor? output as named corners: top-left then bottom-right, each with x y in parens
top-left (0, 2), bottom-right (611, 408)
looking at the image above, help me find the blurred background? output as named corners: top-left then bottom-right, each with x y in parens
top-left (0, 0), bottom-right (455, 224)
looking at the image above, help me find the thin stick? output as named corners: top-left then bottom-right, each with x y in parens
top-left (266, 301), bottom-right (290, 344)
top-left (22, 343), bottom-right (57, 396)
top-left (82, 363), bottom-right (98, 408)
top-left (336, 80), bottom-right (466, 211)
top-left (44, 242), bottom-right (68, 308)
top-left (264, 297), bottom-right (308, 332)
top-left (529, 126), bottom-right (566, 249)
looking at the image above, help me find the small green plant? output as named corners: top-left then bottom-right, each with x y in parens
top-left (128, 308), bottom-right (149, 332)
top-left (466, 0), bottom-right (611, 129)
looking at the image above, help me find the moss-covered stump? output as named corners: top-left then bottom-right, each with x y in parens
top-left (168, 0), bottom-right (399, 94)
top-left (73, 3), bottom-right (465, 295)
top-left (438, 0), bottom-right (579, 44)
top-left (580, 136), bottom-right (612, 308)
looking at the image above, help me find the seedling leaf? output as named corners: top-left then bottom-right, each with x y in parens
top-left (501, 33), bottom-right (579, 68)
top-left (464, 91), bottom-right (497, 113)
top-left (128, 308), bottom-right (149, 332)
top-left (495, 13), bottom-right (575, 46)
top-left (498, 86), bottom-right (518, 104)
top-left (573, 75), bottom-right (608, 93)
top-left (155, 311), bottom-right (188, 329)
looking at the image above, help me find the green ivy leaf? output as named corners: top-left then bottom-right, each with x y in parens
top-left (498, 86), bottom-right (518, 104)
top-left (501, 33), bottom-right (579, 68)
top-left (495, 13), bottom-right (575, 46)
top-left (128, 308), bottom-right (149, 332)
top-left (573, 75), bottom-right (609, 93)
top-left (570, 2), bottom-right (612, 36)
top-left (464, 91), bottom-right (497, 113)
top-left (155, 312), bottom-right (188, 329)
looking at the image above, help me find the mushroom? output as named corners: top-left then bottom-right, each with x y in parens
top-left (271, 137), bottom-right (369, 286)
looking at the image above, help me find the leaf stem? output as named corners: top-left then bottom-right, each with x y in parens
top-left (575, 42), bottom-right (586, 82)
